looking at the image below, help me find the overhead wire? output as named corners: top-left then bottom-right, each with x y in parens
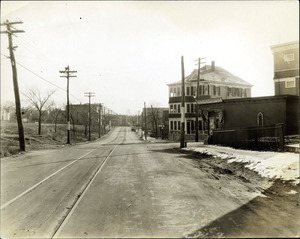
top-left (1, 53), bottom-right (82, 103)
top-left (1, 53), bottom-right (104, 113)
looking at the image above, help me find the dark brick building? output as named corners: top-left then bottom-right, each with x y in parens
top-left (271, 41), bottom-right (299, 96)
top-left (198, 95), bottom-right (299, 136)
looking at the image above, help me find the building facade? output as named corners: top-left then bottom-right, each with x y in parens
top-left (271, 41), bottom-right (299, 96)
top-left (168, 61), bottom-right (252, 140)
top-left (199, 95), bottom-right (298, 136)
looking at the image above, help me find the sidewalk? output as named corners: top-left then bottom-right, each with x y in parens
top-left (184, 142), bottom-right (299, 184)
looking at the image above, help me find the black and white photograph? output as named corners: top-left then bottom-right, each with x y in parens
top-left (0, 1), bottom-right (299, 238)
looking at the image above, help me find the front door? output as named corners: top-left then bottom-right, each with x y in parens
top-left (187, 121), bottom-right (191, 134)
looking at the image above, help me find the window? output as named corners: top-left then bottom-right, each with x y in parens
top-left (177, 87), bottom-right (180, 96)
top-left (178, 121), bottom-right (181, 130)
top-left (217, 86), bottom-right (221, 95)
top-left (186, 87), bottom-right (190, 96)
top-left (174, 104), bottom-right (177, 113)
top-left (228, 87), bottom-right (232, 96)
top-left (257, 112), bottom-right (263, 127)
top-left (213, 85), bottom-right (216, 95)
top-left (187, 104), bottom-right (190, 113)
top-left (285, 79), bottom-right (296, 88)
top-left (177, 104), bottom-right (181, 113)
top-left (170, 105), bottom-right (173, 113)
top-left (174, 121), bottom-right (177, 130)
top-left (170, 121), bottom-right (174, 130)
top-left (191, 86), bottom-right (195, 96)
top-left (191, 103), bottom-right (194, 113)
top-left (284, 53), bottom-right (295, 62)
top-left (205, 85), bottom-right (209, 95)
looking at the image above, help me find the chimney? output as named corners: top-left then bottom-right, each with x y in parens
top-left (211, 61), bottom-right (215, 71)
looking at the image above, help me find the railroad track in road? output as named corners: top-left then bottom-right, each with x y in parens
top-left (51, 143), bottom-right (118, 238)
top-left (51, 127), bottom-right (128, 238)
top-left (0, 128), bottom-right (128, 237)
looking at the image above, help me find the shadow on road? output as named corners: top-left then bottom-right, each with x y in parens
top-left (149, 147), bottom-right (213, 160)
top-left (187, 179), bottom-right (300, 238)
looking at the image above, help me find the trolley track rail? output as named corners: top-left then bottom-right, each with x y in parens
top-left (1, 127), bottom-right (125, 211)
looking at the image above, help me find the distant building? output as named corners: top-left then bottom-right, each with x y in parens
top-left (167, 61), bottom-right (253, 140)
top-left (142, 107), bottom-right (168, 138)
top-left (69, 103), bottom-right (101, 125)
top-left (1, 105), bottom-right (14, 121)
top-left (271, 41), bottom-right (299, 96)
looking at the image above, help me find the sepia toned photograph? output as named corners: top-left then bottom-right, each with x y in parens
top-left (0, 1), bottom-right (299, 238)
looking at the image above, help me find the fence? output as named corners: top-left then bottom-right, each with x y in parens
top-left (211, 124), bottom-right (285, 151)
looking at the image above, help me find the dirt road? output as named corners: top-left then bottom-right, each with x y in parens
top-left (1, 127), bottom-right (299, 238)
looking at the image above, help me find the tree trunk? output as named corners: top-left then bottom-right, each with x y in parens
top-left (54, 121), bottom-right (57, 133)
top-left (84, 125), bottom-right (88, 137)
top-left (38, 111), bottom-right (42, 135)
top-left (155, 120), bottom-right (158, 138)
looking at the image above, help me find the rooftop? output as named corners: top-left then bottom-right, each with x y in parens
top-left (168, 62), bottom-right (252, 87)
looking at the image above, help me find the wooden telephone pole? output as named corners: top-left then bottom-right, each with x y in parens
top-left (60, 66), bottom-right (77, 144)
top-left (180, 56), bottom-right (185, 148)
top-left (144, 102), bottom-right (147, 140)
top-left (98, 104), bottom-right (102, 138)
top-left (1, 20), bottom-right (25, 151)
top-left (195, 57), bottom-right (206, 142)
top-left (84, 92), bottom-right (95, 141)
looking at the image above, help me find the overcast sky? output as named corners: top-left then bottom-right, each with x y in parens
top-left (1, 1), bottom-right (299, 114)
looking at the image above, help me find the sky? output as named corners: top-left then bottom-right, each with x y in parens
top-left (1, 1), bottom-right (299, 115)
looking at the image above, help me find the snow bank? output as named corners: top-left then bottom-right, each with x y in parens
top-left (185, 145), bottom-right (299, 184)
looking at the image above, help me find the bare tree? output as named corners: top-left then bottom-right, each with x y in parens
top-left (49, 107), bottom-right (62, 133)
top-left (150, 105), bottom-right (160, 138)
top-left (24, 89), bottom-right (55, 134)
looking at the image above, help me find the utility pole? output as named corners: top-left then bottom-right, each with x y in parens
top-left (1, 20), bottom-right (25, 151)
top-left (195, 57), bottom-right (206, 142)
top-left (137, 111), bottom-right (139, 131)
top-left (141, 111), bottom-right (143, 137)
top-left (103, 106), bottom-right (106, 134)
top-left (98, 104), bottom-right (102, 138)
top-left (84, 92), bottom-right (95, 141)
top-left (180, 56), bottom-right (185, 148)
top-left (60, 66), bottom-right (77, 144)
top-left (144, 102), bottom-right (147, 140)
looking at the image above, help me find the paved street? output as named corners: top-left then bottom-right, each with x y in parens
top-left (1, 127), bottom-right (299, 238)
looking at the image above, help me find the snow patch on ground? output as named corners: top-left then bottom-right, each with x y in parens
top-left (185, 144), bottom-right (299, 184)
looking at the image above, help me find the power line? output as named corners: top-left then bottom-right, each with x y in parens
top-left (2, 53), bottom-right (102, 113)
top-left (1, 53), bottom-right (84, 104)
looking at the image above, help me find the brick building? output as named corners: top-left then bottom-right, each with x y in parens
top-left (271, 41), bottom-right (299, 96)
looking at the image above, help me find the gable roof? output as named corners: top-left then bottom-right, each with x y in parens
top-left (168, 64), bottom-right (253, 87)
